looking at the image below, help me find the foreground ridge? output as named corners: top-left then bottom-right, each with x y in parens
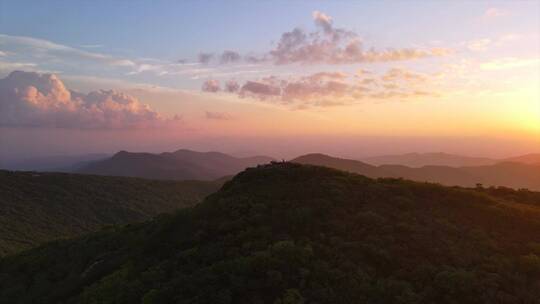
top-left (1, 163), bottom-right (540, 304)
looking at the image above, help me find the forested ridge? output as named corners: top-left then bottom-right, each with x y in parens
top-left (1, 163), bottom-right (540, 303)
top-left (0, 170), bottom-right (221, 256)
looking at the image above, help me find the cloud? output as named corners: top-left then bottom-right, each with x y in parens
top-left (220, 51), bottom-right (241, 64)
top-left (0, 61), bottom-right (38, 72)
top-left (239, 78), bottom-right (282, 100)
top-left (80, 44), bottom-right (104, 49)
top-left (312, 11), bottom-right (333, 34)
top-left (267, 11), bottom-right (450, 65)
top-left (206, 68), bottom-right (437, 108)
top-left (0, 34), bottom-right (185, 78)
top-left (381, 68), bottom-right (427, 83)
top-left (195, 11), bottom-right (450, 66)
top-left (225, 80), bottom-right (240, 92)
top-left (483, 8), bottom-right (508, 19)
top-left (480, 57), bottom-right (540, 70)
top-left (205, 111), bottom-right (233, 120)
top-left (0, 71), bottom-right (180, 129)
top-left (0, 34), bottom-right (114, 64)
top-left (198, 52), bottom-right (214, 64)
top-left (201, 79), bottom-right (220, 92)
top-left (466, 38), bottom-right (491, 52)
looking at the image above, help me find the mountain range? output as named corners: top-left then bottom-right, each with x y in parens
top-left (77, 149), bottom-right (274, 181)
top-left (4, 149), bottom-right (540, 191)
top-left (1, 163), bottom-right (539, 303)
top-left (361, 152), bottom-right (540, 167)
top-left (0, 153), bottom-right (109, 172)
top-left (293, 153), bottom-right (540, 190)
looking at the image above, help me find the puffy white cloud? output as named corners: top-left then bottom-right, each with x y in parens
top-left (196, 11), bottom-right (450, 66)
top-left (312, 11), bottom-right (334, 34)
top-left (0, 71), bottom-right (179, 129)
top-left (268, 11), bottom-right (449, 65)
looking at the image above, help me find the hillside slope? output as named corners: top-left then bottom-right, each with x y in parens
top-left (362, 152), bottom-right (496, 167)
top-left (361, 152), bottom-right (540, 167)
top-left (294, 153), bottom-right (540, 190)
top-left (0, 170), bottom-right (222, 256)
top-left (1, 163), bottom-right (540, 303)
top-left (0, 153), bottom-right (109, 172)
top-left (78, 149), bottom-right (274, 180)
top-left (503, 153), bottom-right (540, 165)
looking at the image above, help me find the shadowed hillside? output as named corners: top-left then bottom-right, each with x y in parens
top-left (0, 153), bottom-right (109, 172)
top-left (1, 163), bottom-right (540, 303)
top-left (293, 153), bottom-right (540, 190)
top-left (0, 170), bottom-right (222, 256)
top-left (78, 149), bottom-right (274, 180)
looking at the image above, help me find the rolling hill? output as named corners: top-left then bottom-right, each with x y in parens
top-left (503, 153), bottom-right (540, 165)
top-left (362, 152), bottom-right (497, 167)
top-left (293, 153), bottom-right (540, 190)
top-left (362, 152), bottom-right (540, 168)
top-left (0, 153), bottom-right (109, 172)
top-left (1, 163), bottom-right (539, 303)
top-left (77, 149), bottom-right (274, 180)
top-left (0, 170), bottom-right (222, 256)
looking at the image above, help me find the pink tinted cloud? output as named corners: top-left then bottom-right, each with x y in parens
top-left (196, 11), bottom-right (450, 66)
top-left (201, 79), bottom-right (220, 92)
top-left (268, 11), bottom-right (450, 65)
top-left (0, 71), bottom-right (180, 129)
top-left (205, 111), bottom-right (233, 120)
top-left (207, 67), bottom-right (437, 108)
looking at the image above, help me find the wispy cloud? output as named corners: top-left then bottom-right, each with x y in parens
top-left (205, 111), bottom-right (233, 120)
top-left (480, 57), bottom-right (540, 70)
top-left (80, 44), bottom-right (104, 49)
top-left (483, 8), bottom-right (509, 19)
top-left (0, 60), bottom-right (38, 72)
top-left (202, 68), bottom-right (438, 108)
top-left (466, 38), bottom-right (492, 52)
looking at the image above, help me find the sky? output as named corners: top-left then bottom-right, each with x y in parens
top-left (0, 0), bottom-right (539, 160)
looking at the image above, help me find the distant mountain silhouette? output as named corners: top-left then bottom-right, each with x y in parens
top-left (293, 153), bottom-right (540, 190)
top-left (362, 152), bottom-right (496, 167)
top-left (1, 153), bottom-right (109, 172)
top-left (293, 153), bottom-right (391, 178)
top-left (362, 152), bottom-right (540, 168)
top-left (78, 149), bottom-right (274, 180)
top-left (502, 153), bottom-right (540, 165)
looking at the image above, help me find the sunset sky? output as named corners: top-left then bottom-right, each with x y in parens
top-left (0, 0), bottom-right (538, 160)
